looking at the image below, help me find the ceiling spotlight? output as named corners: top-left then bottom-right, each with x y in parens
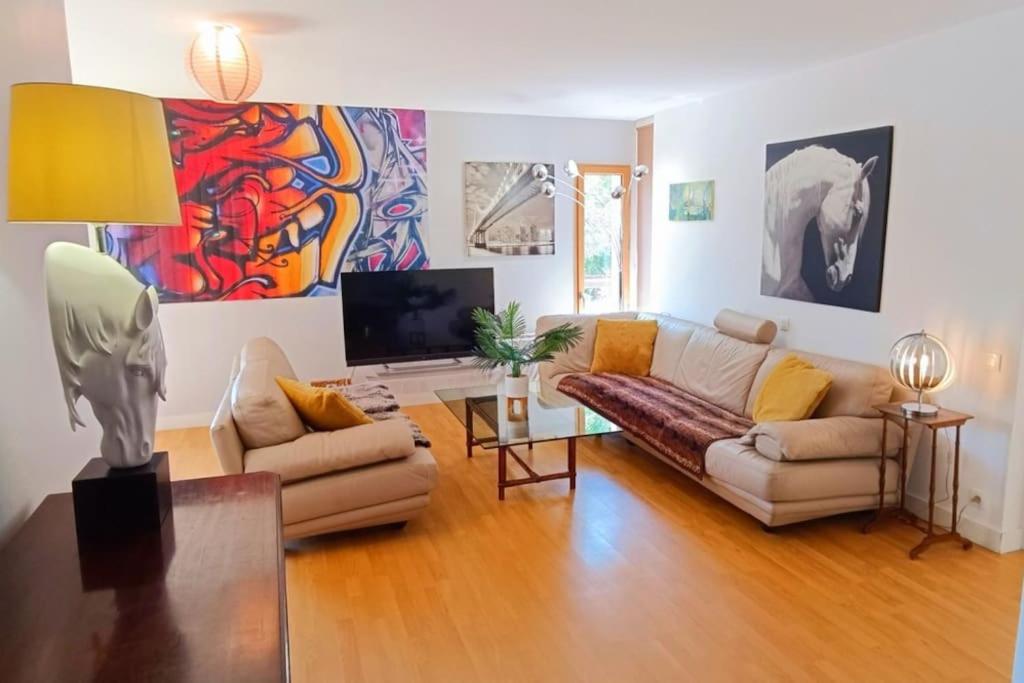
top-left (187, 23), bottom-right (262, 102)
top-left (632, 164), bottom-right (649, 180)
top-left (610, 185), bottom-right (627, 200)
top-left (531, 164), bottom-right (550, 181)
top-left (564, 160), bottom-right (581, 178)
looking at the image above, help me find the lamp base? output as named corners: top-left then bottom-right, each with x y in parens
top-left (901, 401), bottom-right (939, 417)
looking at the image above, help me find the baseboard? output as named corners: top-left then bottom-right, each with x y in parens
top-left (398, 392), bottom-right (443, 406)
top-left (904, 493), bottom-right (1004, 552)
top-left (157, 411), bottom-right (215, 431)
top-left (1000, 527), bottom-right (1024, 554)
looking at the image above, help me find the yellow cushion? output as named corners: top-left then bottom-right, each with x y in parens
top-left (275, 376), bottom-right (374, 431)
top-left (590, 319), bottom-right (659, 376)
top-left (752, 354), bottom-right (833, 423)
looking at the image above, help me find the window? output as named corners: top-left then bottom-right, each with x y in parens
top-left (574, 165), bottom-right (631, 313)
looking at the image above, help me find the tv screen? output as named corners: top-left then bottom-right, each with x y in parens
top-left (340, 268), bottom-right (495, 366)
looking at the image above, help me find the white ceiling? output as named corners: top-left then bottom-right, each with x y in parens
top-left (65, 0), bottom-right (1023, 120)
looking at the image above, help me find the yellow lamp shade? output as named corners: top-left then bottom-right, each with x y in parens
top-left (7, 83), bottom-right (180, 225)
top-left (186, 24), bottom-right (262, 103)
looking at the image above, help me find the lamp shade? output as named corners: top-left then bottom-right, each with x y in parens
top-left (8, 83), bottom-right (180, 225)
top-left (889, 331), bottom-right (954, 415)
top-left (186, 24), bottom-right (262, 103)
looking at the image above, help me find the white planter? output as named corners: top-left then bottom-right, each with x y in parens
top-left (504, 374), bottom-right (529, 398)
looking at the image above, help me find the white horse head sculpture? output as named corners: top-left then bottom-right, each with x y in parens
top-left (45, 242), bottom-right (167, 469)
top-left (762, 146), bottom-right (877, 301)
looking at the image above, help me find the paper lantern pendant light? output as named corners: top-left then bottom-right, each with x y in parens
top-left (187, 24), bottom-right (261, 102)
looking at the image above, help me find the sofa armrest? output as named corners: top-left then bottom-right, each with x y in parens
top-left (211, 378), bottom-right (245, 475)
top-left (244, 420), bottom-right (415, 483)
top-left (739, 416), bottom-right (903, 462)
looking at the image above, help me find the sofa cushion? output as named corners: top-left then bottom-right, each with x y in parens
top-left (643, 316), bottom-right (698, 382)
top-left (231, 337), bottom-right (307, 449)
top-left (536, 312), bottom-right (637, 376)
top-left (705, 438), bottom-right (898, 502)
top-left (751, 354), bottom-right (832, 423)
top-left (745, 348), bottom-right (893, 419)
top-left (276, 376), bottom-right (374, 431)
top-left (280, 448), bottom-right (438, 525)
top-left (672, 327), bottom-right (770, 416)
top-left (590, 318), bottom-right (658, 376)
top-left (245, 420), bottom-right (415, 483)
top-left (741, 416), bottom-right (903, 462)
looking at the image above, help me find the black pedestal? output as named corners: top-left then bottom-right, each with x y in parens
top-left (77, 511), bottom-right (177, 591)
top-left (71, 452), bottom-right (172, 546)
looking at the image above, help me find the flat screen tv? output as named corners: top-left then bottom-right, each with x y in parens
top-left (340, 268), bottom-right (495, 366)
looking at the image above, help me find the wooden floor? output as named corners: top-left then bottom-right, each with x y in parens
top-left (159, 403), bottom-right (1024, 682)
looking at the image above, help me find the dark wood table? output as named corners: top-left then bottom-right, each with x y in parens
top-left (0, 472), bottom-right (289, 682)
top-left (862, 402), bottom-right (974, 559)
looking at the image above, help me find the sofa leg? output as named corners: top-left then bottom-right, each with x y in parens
top-left (384, 521), bottom-right (408, 531)
top-left (760, 522), bottom-right (779, 534)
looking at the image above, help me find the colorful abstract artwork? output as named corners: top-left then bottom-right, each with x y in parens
top-left (668, 180), bottom-right (715, 221)
top-left (104, 99), bottom-right (429, 302)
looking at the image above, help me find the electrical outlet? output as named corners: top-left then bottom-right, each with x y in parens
top-left (779, 318), bottom-right (791, 332)
top-left (968, 488), bottom-right (983, 507)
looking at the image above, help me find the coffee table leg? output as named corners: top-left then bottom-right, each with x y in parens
top-left (568, 438), bottom-right (577, 490)
top-left (498, 445), bottom-right (507, 501)
top-left (465, 401), bottom-right (474, 459)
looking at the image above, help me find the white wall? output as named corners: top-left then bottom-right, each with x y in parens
top-left (157, 111), bottom-right (634, 427)
top-left (0, 0), bottom-right (101, 544)
top-left (648, 9), bottom-right (1024, 548)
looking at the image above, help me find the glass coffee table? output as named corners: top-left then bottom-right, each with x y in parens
top-left (435, 384), bottom-right (621, 500)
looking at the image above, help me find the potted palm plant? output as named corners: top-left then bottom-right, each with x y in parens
top-left (471, 301), bottom-right (584, 400)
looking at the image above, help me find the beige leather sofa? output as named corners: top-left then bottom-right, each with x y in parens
top-left (210, 338), bottom-right (438, 540)
top-left (536, 310), bottom-right (920, 528)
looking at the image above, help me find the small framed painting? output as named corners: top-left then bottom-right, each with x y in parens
top-left (669, 180), bottom-right (715, 221)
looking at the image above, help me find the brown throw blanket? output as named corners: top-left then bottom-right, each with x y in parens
top-left (558, 373), bottom-right (752, 478)
top-left (319, 381), bottom-right (431, 448)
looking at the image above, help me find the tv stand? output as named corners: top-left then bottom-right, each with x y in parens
top-left (379, 358), bottom-right (467, 375)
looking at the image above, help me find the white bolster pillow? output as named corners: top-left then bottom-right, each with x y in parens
top-left (713, 308), bottom-right (778, 344)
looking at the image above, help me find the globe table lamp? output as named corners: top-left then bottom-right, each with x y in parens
top-left (889, 331), bottom-right (954, 416)
top-left (7, 82), bottom-right (181, 544)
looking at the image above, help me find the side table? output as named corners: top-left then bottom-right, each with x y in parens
top-left (0, 472), bottom-right (289, 682)
top-left (862, 402), bottom-right (974, 559)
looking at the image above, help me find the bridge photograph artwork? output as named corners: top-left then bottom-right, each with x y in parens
top-left (464, 161), bottom-right (555, 257)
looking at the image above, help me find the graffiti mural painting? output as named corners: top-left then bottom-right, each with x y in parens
top-left (104, 99), bottom-right (429, 302)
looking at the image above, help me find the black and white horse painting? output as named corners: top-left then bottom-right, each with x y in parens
top-left (761, 126), bottom-right (893, 312)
